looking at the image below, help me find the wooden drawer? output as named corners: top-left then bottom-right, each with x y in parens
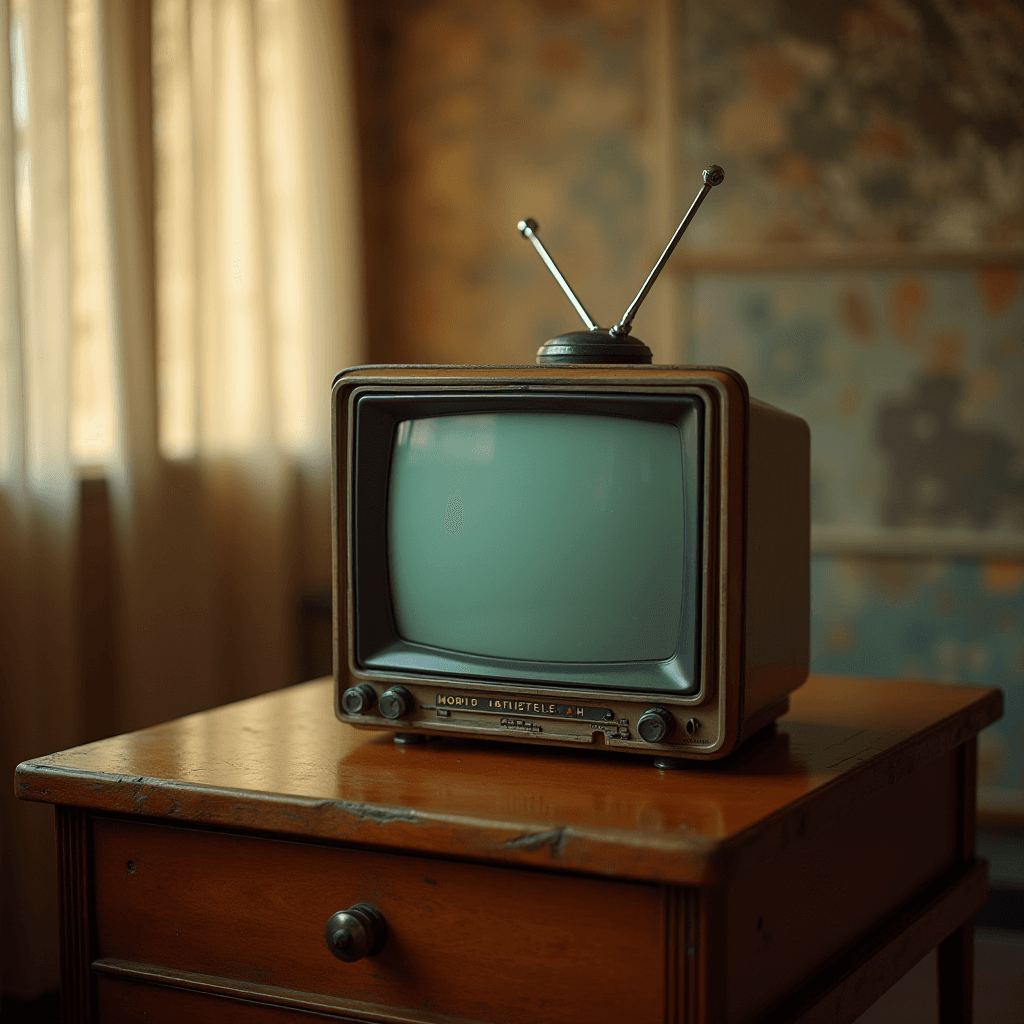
top-left (92, 817), bottom-right (666, 1023)
top-left (95, 974), bottom-right (334, 1023)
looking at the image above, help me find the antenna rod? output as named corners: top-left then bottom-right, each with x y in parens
top-left (611, 165), bottom-right (724, 338)
top-left (517, 218), bottom-right (598, 331)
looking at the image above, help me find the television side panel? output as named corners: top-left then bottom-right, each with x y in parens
top-left (742, 398), bottom-right (810, 727)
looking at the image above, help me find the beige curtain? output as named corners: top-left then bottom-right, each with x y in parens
top-left (0, 0), bottom-right (363, 999)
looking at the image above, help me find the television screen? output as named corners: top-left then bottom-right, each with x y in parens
top-left (388, 412), bottom-right (686, 664)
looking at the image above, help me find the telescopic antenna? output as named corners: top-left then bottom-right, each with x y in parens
top-left (519, 165), bottom-right (724, 364)
top-left (517, 218), bottom-right (598, 331)
top-left (611, 165), bottom-right (724, 338)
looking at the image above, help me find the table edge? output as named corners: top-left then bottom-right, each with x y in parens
top-left (13, 685), bottom-right (1002, 887)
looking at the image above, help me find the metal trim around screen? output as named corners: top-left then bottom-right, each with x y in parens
top-left (352, 391), bottom-right (704, 695)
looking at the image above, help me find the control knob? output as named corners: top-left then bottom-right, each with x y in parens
top-left (637, 706), bottom-right (674, 743)
top-left (379, 686), bottom-right (414, 720)
top-left (341, 684), bottom-right (376, 715)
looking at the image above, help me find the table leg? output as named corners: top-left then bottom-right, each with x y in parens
top-left (937, 918), bottom-right (974, 1024)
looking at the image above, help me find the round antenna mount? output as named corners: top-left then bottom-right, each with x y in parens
top-left (536, 329), bottom-right (653, 365)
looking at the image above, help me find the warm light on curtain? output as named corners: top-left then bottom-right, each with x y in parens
top-left (154, 0), bottom-right (331, 461)
top-left (68, 0), bottom-right (119, 466)
top-left (1, 0), bottom-right (26, 477)
top-left (4, 0), bottom-right (352, 476)
top-left (0, 0), bottom-right (363, 1001)
top-left (151, 0), bottom-right (195, 458)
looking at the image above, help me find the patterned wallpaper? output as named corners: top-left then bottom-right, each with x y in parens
top-left (354, 0), bottom-right (1024, 805)
top-left (811, 556), bottom-right (1024, 794)
top-left (690, 269), bottom-right (1023, 795)
top-left (691, 268), bottom-right (1023, 533)
top-left (681, 0), bottom-right (1024, 252)
top-left (354, 0), bottom-right (667, 366)
top-left (681, 0), bottom-right (1024, 802)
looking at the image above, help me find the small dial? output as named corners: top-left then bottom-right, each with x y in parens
top-left (637, 707), bottom-right (674, 743)
top-left (342, 684), bottom-right (377, 715)
top-left (379, 686), bottom-right (414, 720)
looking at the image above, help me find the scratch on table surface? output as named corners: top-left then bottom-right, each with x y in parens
top-left (334, 800), bottom-right (421, 825)
top-left (504, 826), bottom-right (567, 857)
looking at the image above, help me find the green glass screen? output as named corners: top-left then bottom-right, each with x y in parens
top-left (387, 413), bottom-right (685, 663)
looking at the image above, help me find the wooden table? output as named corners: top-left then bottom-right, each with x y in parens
top-left (15, 675), bottom-right (1001, 1024)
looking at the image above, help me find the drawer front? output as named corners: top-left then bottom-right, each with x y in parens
top-left (95, 974), bottom-right (343, 1023)
top-left (92, 817), bottom-right (666, 1024)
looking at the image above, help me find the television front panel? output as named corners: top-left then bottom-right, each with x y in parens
top-left (332, 364), bottom-right (809, 761)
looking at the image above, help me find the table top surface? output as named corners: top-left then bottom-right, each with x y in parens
top-left (16, 675), bottom-right (1000, 886)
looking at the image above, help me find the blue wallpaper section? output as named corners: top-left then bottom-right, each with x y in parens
top-left (691, 267), bottom-right (1023, 794)
top-left (690, 269), bottom-right (1024, 533)
top-left (811, 556), bottom-right (1024, 790)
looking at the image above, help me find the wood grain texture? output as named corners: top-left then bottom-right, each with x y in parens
top-left (956, 740), bottom-right (978, 866)
top-left (725, 750), bottom-right (958, 1023)
top-left (93, 960), bottom-right (518, 1021)
top-left (691, 887), bottom-right (726, 1024)
top-left (936, 739), bottom-right (979, 1024)
top-left (98, 957), bottom-right (642, 1023)
top-left (90, 816), bottom-right (665, 1024)
top-left (57, 806), bottom-right (92, 1024)
top-left (22, 676), bottom-right (997, 1024)
top-left (760, 861), bottom-right (987, 1024)
top-left (937, 922), bottom-right (975, 1024)
top-left (95, 972), bottom-right (356, 1023)
top-left (16, 676), bottom-right (1001, 888)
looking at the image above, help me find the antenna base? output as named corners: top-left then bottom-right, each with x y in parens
top-left (536, 329), bottom-right (653, 365)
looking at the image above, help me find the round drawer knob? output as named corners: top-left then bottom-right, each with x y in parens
top-left (325, 902), bottom-right (388, 962)
top-left (379, 686), bottom-right (413, 720)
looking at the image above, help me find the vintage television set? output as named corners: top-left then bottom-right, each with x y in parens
top-left (332, 168), bottom-right (810, 764)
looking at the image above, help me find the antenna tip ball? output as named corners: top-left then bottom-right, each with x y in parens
top-left (703, 165), bottom-right (725, 186)
top-left (518, 218), bottom-right (538, 236)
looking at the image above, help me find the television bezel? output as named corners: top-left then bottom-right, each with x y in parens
top-left (351, 391), bottom-right (705, 695)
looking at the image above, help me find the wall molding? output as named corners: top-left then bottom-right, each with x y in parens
top-left (978, 787), bottom-right (1024, 830)
top-left (670, 246), bottom-right (1024, 275)
top-left (811, 527), bottom-right (1024, 559)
